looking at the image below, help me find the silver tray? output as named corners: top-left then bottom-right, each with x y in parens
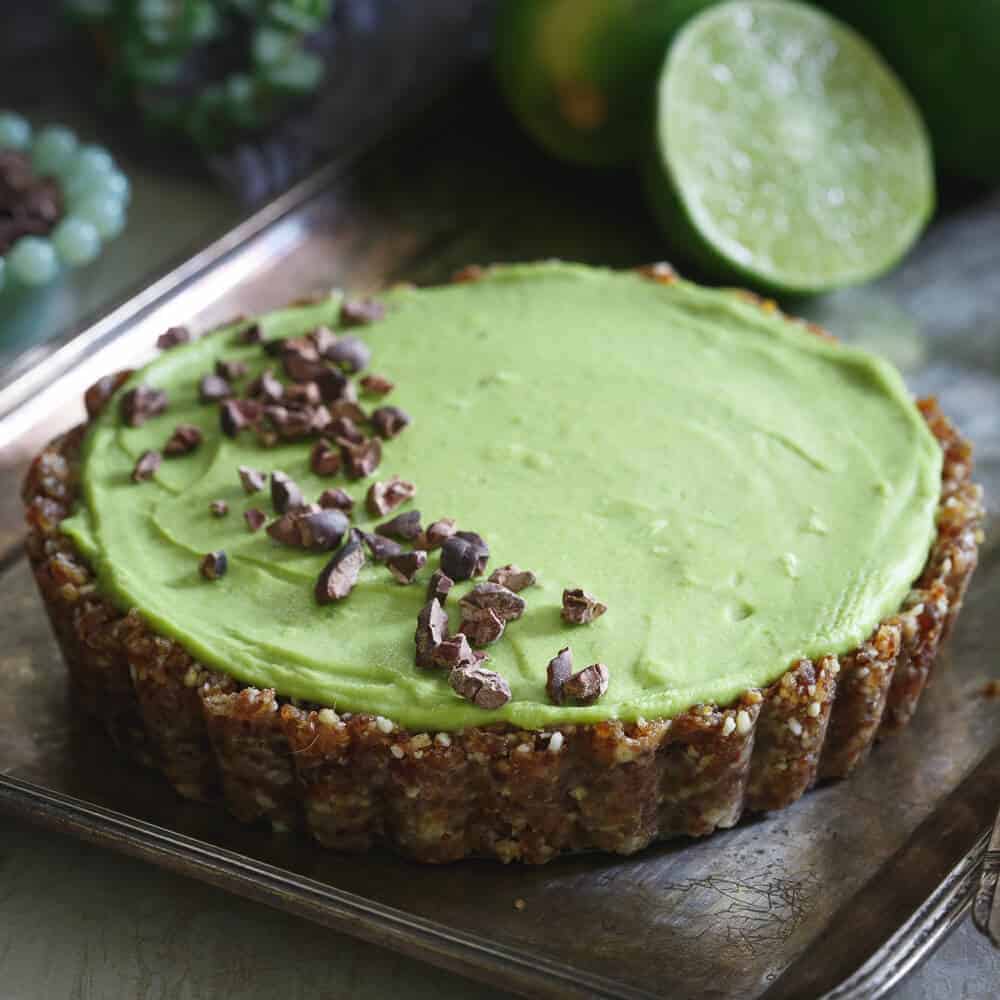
top-left (1, 99), bottom-right (999, 1000)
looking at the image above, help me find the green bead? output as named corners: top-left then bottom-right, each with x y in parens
top-left (0, 111), bottom-right (31, 150)
top-left (31, 125), bottom-right (79, 176)
top-left (267, 51), bottom-right (324, 93)
top-left (8, 237), bottom-right (58, 285)
top-left (91, 169), bottom-right (131, 205)
top-left (52, 216), bottom-right (102, 266)
top-left (75, 195), bottom-right (126, 239)
top-left (70, 145), bottom-right (115, 187)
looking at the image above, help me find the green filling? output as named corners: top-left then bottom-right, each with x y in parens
top-left (62, 263), bottom-right (942, 730)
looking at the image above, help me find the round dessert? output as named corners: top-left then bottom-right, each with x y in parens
top-left (24, 263), bottom-right (983, 863)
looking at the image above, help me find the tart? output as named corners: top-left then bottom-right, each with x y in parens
top-left (23, 263), bottom-right (983, 863)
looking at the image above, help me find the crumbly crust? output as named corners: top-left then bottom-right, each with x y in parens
top-left (22, 381), bottom-right (983, 864)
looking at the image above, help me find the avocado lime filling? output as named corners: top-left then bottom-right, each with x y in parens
top-left (61, 262), bottom-right (942, 730)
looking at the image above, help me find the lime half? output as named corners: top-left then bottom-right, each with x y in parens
top-left (645, 1), bottom-right (935, 294)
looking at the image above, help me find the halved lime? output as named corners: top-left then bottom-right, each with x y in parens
top-left (494, 0), bottom-right (719, 167)
top-left (645, 1), bottom-right (935, 294)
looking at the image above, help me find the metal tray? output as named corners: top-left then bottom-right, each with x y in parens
top-left (1, 93), bottom-right (999, 1000)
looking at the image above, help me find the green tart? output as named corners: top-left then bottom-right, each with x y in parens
top-left (24, 262), bottom-right (982, 862)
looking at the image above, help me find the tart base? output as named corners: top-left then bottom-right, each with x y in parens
top-left (22, 397), bottom-right (983, 864)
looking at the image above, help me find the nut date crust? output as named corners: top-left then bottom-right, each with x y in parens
top-left (22, 307), bottom-right (983, 864)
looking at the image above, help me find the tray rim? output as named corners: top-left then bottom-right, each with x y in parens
top-left (0, 126), bottom-right (992, 998)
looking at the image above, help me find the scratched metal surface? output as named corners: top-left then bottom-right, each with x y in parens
top-left (0, 97), bottom-right (999, 1000)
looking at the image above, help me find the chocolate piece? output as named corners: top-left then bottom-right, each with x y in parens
top-left (249, 368), bottom-right (284, 403)
top-left (376, 509), bottom-right (422, 541)
top-left (366, 476), bottom-right (416, 517)
top-left (430, 634), bottom-right (477, 670)
top-left (244, 508), bottom-right (266, 533)
top-left (426, 569), bottom-right (454, 605)
top-left (199, 374), bottom-right (231, 403)
top-left (342, 437), bottom-right (382, 479)
top-left (440, 531), bottom-right (489, 581)
top-left (359, 531), bottom-right (403, 563)
top-left (315, 532), bottom-right (365, 603)
top-left (282, 343), bottom-right (326, 383)
top-left (220, 399), bottom-right (259, 437)
top-left (360, 373), bottom-right (394, 397)
top-left (546, 647), bottom-right (573, 705)
top-left (268, 507), bottom-right (349, 551)
top-left (271, 471), bottom-right (304, 514)
top-left (237, 322), bottom-right (262, 344)
top-left (488, 564), bottom-right (537, 592)
top-left (563, 663), bottom-right (610, 705)
top-left (449, 665), bottom-right (511, 709)
top-left (415, 598), bottom-right (449, 668)
top-left (339, 298), bottom-right (385, 327)
top-left (318, 488), bottom-right (354, 513)
top-left (387, 550), bottom-right (427, 584)
top-left (415, 518), bottom-right (457, 551)
top-left (209, 499), bottom-right (229, 517)
top-left (215, 359), bottom-right (248, 381)
top-left (238, 465), bottom-right (265, 494)
top-left (199, 550), bottom-right (228, 581)
top-left (330, 415), bottom-right (365, 446)
top-left (315, 368), bottom-right (351, 403)
top-left (163, 423), bottom-right (203, 456)
top-left (120, 385), bottom-right (168, 427)
top-left (371, 405), bottom-right (411, 440)
top-left (157, 326), bottom-right (190, 350)
top-left (284, 382), bottom-right (321, 407)
top-left (310, 438), bottom-right (343, 477)
top-left (459, 606), bottom-right (505, 647)
top-left (460, 582), bottom-right (526, 622)
top-left (561, 589), bottom-right (608, 624)
top-left (131, 450), bottom-right (162, 483)
top-left (84, 369), bottom-right (134, 420)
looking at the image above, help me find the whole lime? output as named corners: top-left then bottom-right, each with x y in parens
top-left (644, 1), bottom-right (935, 295)
top-left (823, 1), bottom-right (1000, 183)
top-left (494, 0), bottom-right (720, 166)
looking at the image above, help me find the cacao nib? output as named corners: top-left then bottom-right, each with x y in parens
top-left (324, 335), bottom-right (371, 374)
top-left (215, 359), bottom-right (247, 381)
top-left (415, 518), bottom-right (457, 551)
top-left (237, 322), bottom-right (262, 344)
top-left (131, 450), bottom-right (162, 483)
top-left (238, 465), bottom-right (265, 494)
top-left (440, 531), bottom-right (488, 581)
top-left (342, 437), bottom-right (382, 479)
top-left (430, 634), bottom-right (477, 670)
top-left (209, 499), bottom-right (229, 517)
top-left (310, 439), bottom-right (343, 477)
top-left (366, 476), bottom-right (416, 517)
top-left (546, 647), bottom-right (573, 705)
top-left (249, 368), bottom-right (284, 403)
top-left (371, 405), bottom-right (411, 440)
top-left (85, 369), bottom-right (134, 420)
top-left (120, 385), bottom-right (168, 427)
top-left (376, 509), bottom-right (422, 541)
top-left (199, 374), bottom-right (231, 403)
top-left (488, 564), bottom-right (537, 592)
top-left (359, 531), bottom-right (403, 563)
top-left (426, 569), bottom-right (454, 605)
top-left (156, 326), bottom-right (190, 350)
top-left (315, 532), bottom-right (365, 603)
top-left (459, 606), bottom-right (505, 647)
top-left (270, 471), bottom-right (304, 514)
top-left (339, 298), bottom-right (385, 327)
top-left (163, 423), bottom-right (203, 456)
top-left (318, 488), bottom-right (354, 513)
top-left (561, 589), bottom-right (607, 625)
top-left (459, 582), bottom-right (525, 623)
top-left (415, 598), bottom-right (449, 668)
top-left (359, 373), bottom-right (394, 397)
top-left (200, 550), bottom-right (228, 581)
top-left (244, 508), bottom-right (266, 533)
top-left (563, 663), bottom-right (610, 705)
top-left (449, 665), bottom-right (511, 709)
top-left (387, 550), bottom-right (427, 584)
